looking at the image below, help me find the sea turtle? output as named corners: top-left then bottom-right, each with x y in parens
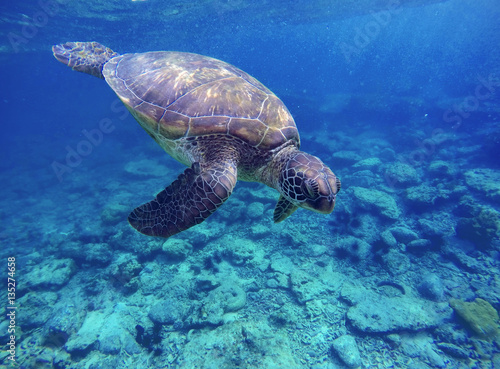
top-left (52, 41), bottom-right (341, 238)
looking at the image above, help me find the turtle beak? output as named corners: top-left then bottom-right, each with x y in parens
top-left (311, 195), bottom-right (337, 214)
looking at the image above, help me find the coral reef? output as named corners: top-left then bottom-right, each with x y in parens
top-left (3, 17), bottom-right (500, 367)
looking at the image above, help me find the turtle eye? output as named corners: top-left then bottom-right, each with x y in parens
top-left (302, 179), bottom-right (319, 199)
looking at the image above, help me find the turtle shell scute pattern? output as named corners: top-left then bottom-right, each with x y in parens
top-left (102, 51), bottom-right (299, 150)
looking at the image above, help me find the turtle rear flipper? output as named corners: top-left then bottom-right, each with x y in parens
top-left (52, 42), bottom-right (118, 79)
top-left (128, 161), bottom-right (237, 238)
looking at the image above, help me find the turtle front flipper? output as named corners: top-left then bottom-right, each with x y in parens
top-left (128, 161), bottom-right (237, 238)
top-left (273, 196), bottom-right (298, 223)
top-left (52, 41), bottom-right (119, 79)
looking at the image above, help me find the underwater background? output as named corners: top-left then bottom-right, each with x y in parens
top-left (1, 0), bottom-right (499, 368)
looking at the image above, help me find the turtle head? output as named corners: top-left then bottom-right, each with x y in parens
top-left (278, 151), bottom-right (341, 218)
top-left (52, 41), bottom-right (119, 79)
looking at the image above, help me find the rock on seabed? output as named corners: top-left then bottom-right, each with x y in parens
top-left (351, 186), bottom-right (401, 219)
top-left (344, 286), bottom-right (453, 333)
top-left (331, 335), bottom-right (362, 368)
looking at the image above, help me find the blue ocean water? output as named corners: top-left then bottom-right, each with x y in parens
top-left (1, 0), bottom-right (499, 368)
